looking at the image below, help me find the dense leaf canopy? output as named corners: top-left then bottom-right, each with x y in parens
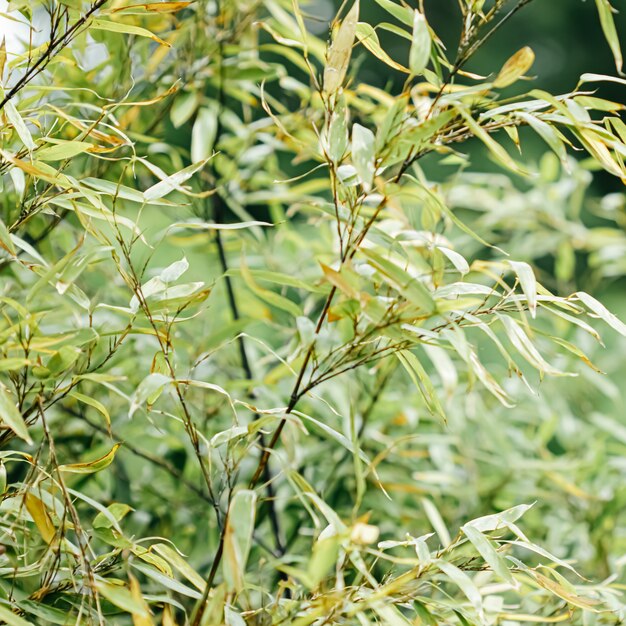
top-left (0, 0), bottom-right (626, 624)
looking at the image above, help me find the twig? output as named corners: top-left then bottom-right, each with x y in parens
top-left (0, 0), bottom-right (110, 111)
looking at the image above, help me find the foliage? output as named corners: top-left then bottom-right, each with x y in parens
top-left (0, 0), bottom-right (626, 624)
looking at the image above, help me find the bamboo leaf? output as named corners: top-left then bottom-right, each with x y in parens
top-left (576, 291), bottom-right (626, 336)
top-left (0, 384), bottom-right (32, 444)
top-left (223, 490), bottom-right (257, 592)
top-left (91, 18), bottom-right (171, 47)
top-left (324, 1), bottom-right (359, 94)
top-left (24, 493), bottom-right (56, 545)
top-left (59, 444), bottom-right (121, 474)
top-left (351, 123), bottom-right (376, 189)
top-left (594, 0), bottom-right (623, 74)
top-left (494, 47), bottom-right (535, 88)
top-left (462, 524), bottom-right (516, 586)
top-left (0, 605), bottom-right (34, 626)
top-left (408, 10), bottom-right (431, 75)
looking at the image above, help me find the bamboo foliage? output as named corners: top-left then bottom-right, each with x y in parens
top-left (0, 0), bottom-right (625, 624)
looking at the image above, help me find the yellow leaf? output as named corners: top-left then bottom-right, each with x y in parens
top-left (162, 606), bottom-right (178, 626)
top-left (25, 493), bottom-right (56, 545)
top-left (324, 1), bottom-right (359, 94)
top-left (129, 574), bottom-right (155, 626)
top-left (356, 23), bottom-right (409, 73)
top-left (494, 46), bottom-right (535, 88)
top-left (110, 1), bottom-right (192, 13)
top-left (320, 263), bottom-right (358, 298)
top-left (532, 571), bottom-right (600, 611)
top-left (59, 444), bottom-right (121, 474)
top-left (0, 38), bottom-right (6, 78)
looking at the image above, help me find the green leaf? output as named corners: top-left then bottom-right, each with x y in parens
top-left (498, 315), bottom-right (571, 376)
top-left (517, 112), bottom-right (567, 163)
top-left (0, 384), bottom-right (32, 444)
top-left (191, 106), bottom-right (218, 162)
top-left (95, 581), bottom-right (150, 616)
top-left (69, 391), bottom-right (111, 428)
top-left (462, 524), bottom-right (516, 585)
top-left (307, 534), bottom-right (341, 588)
top-left (59, 444), bottom-right (121, 474)
top-left (2, 98), bottom-right (36, 150)
top-left (0, 605), bottom-right (34, 626)
top-left (435, 560), bottom-right (483, 615)
top-left (91, 18), bottom-right (170, 47)
top-left (16, 601), bottom-right (70, 625)
top-left (396, 351), bottom-right (445, 421)
top-left (37, 140), bottom-right (92, 161)
top-left (576, 291), bottom-right (626, 336)
top-left (143, 158), bottom-right (212, 201)
top-left (373, 0), bottom-right (413, 26)
top-left (129, 373), bottom-right (173, 418)
top-left (361, 248), bottom-right (436, 313)
top-left (351, 123), bottom-right (376, 189)
top-left (408, 10), bottom-right (431, 75)
top-left (594, 0), bottom-right (623, 74)
top-left (457, 107), bottom-right (524, 174)
top-left (223, 490), bottom-right (257, 592)
top-left (422, 497), bottom-right (451, 547)
top-left (153, 543), bottom-right (206, 591)
top-left (132, 562), bottom-right (202, 599)
top-left (508, 260), bottom-right (538, 318)
top-left (465, 504), bottom-right (534, 533)
top-left (325, 97), bottom-right (349, 163)
top-left (239, 254), bottom-right (302, 318)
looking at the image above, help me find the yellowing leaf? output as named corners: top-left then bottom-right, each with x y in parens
top-left (25, 493), bottom-right (56, 545)
top-left (109, 2), bottom-right (192, 13)
top-left (96, 581), bottom-right (150, 617)
top-left (0, 150), bottom-right (71, 187)
top-left (153, 543), bottom-right (206, 591)
top-left (161, 606), bottom-right (177, 626)
top-left (324, 1), bottom-right (359, 94)
top-left (129, 574), bottom-right (154, 626)
top-left (531, 571), bottom-right (601, 611)
top-left (59, 444), bottom-right (121, 474)
top-left (91, 18), bottom-right (171, 47)
top-left (356, 23), bottom-right (409, 73)
top-left (494, 46), bottom-right (535, 88)
top-left (457, 108), bottom-right (524, 174)
top-left (320, 263), bottom-right (359, 298)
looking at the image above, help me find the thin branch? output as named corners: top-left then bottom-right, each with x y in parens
top-left (0, 0), bottom-right (110, 111)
